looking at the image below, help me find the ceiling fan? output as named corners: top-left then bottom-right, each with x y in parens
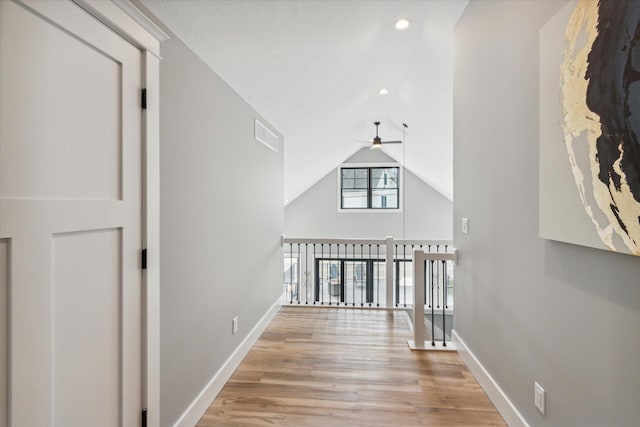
top-left (360, 121), bottom-right (403, 149)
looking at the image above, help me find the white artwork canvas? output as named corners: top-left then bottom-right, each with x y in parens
top-left (540, 0), bottom-right (640, 256)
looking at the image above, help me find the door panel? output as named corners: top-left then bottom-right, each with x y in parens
top-left (0, 239), bottom-right (7, 427)
top-left (0, 0), bottom-right (123, 201)
top-left (52, 230), bottom-right (121, 426)
top-left (0, 1), bottom-right (143, 425)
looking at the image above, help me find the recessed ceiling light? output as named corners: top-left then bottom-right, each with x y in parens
top-left (379, 88), bottom-right (389, 95)
top-left (395, 18), bottom-right (410, 30)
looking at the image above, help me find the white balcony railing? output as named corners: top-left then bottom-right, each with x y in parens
top-left (408, 248), bottom-right (458, 351)
top-left (283, 236), bottom-right (456, 350)
top-left (283, 237), bottom-right (453, 322)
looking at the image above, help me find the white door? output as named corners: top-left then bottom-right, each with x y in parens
top-left (0, 1), bottom-right (143, 426)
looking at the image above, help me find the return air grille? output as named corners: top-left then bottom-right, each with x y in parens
top-left (254, 119), bottom-right (278, 152)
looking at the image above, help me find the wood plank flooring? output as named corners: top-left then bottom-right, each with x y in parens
top-left (197, 307), bottom-right (505, 426)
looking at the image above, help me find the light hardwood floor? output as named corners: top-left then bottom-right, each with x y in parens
top-left (197, 307), bottom-right (505, 426)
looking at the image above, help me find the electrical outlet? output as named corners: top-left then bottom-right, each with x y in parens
top-left (462, 217), bottom-right (469, 234)
top-left (232, 316), bottom-right (238, 335)
top-left (534, 382), bottom-right (546, 415)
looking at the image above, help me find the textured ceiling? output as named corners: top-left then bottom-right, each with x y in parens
top-left (139, 0), bottom-right (468, 203)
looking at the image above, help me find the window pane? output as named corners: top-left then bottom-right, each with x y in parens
top-left (342, 178), bottom-right (355, 189)
top-left (354, 168), bottom-right (368, 180)
top-left (371, 167), bottom-right (399, 189)
top-left (372, 189), bottom-right (398, 208)
top-left (354, 178), bottom-right (368, 189)
top-left (342, 189), bottom-right (368, 208)
top-left (342, 169), bottom-right (355, 179)
top-left (388, 167), bottom-right (399, 180)
top-left (371, 167), bottom-right (398, 180)
top-left (283, 257), bottom-right (298, 284)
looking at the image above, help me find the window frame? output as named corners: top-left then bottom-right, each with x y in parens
top-left (337, 162), bottom-right (403, 213)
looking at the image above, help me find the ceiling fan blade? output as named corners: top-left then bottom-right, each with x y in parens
top-left (381, 140), bottom-right (403, 144)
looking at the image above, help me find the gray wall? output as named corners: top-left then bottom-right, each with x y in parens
top-left (159, 36), bottom-right (283, 426)
top-left (285, 148), bottom-right (452, 240)
top-left (454, 1), bottom-right (640, 426)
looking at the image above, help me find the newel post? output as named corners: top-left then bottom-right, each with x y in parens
top-left (385, 236), bottom-right (394, 308)
top-left (411, 249), bottom-right (426, 349)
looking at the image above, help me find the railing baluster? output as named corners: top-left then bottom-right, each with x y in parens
top-left (344, 244), bottom-right (348, 306)
top-left (425, 256), bottom-right (433, 308)
top-left (436, 253), bottom-right (440, 309)
top-left (289, 243), bottom-right (293, 304)
top-left (296, 243), bottom-right (300, 304)
top-left (352, 243), bottom-right (356, 306)
top-left (394, 244), bottom-right (398, 307)
top-left (411, 244), bottom-right (415, 307)
top-left (402, 244), bottom-right (406, 307)
top-left (337, 244), bottom-right (341, 304)
top-left (442, 259), bottom-right (447, 347)
top-left (360, 244), bottom-right (364, 307)
top-left (424, 259), bottom-right (427, 306)
top-left (368, 244), bottom-right (372, 306)
top-left (320, 244), bottom-right (324, 305)
top-left (431, 259), bottom-right (436, 347)
top-left (445, 260), bottom-right (449, 309)
top-left (328, 244), bottom-right (332, 306)
top-left (376, 244), bottom-right (380, 307)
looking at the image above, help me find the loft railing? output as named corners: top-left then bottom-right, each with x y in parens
top-left (408, 249), bottom-right (458, 351)
top-left (282, 237), bottom-right (453, 310)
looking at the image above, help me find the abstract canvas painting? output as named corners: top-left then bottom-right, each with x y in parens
top-left (540, 0), bottom-right (640, 256)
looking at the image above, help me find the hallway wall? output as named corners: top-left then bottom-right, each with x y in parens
top-left (285, 148), bottom-right (452, 240)
top-left (454, 1), bottom-right (640, 425)
top-left (158, 35), bottom-right (283, 426)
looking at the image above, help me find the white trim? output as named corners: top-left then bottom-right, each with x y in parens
top-left (173, 298), bottom-right (283, 427)
top-left (111, 0), bottom-right (169, 43)
top-left (72, 0), bottom-right (164, 57)
top-left (341, 162), bottom-right (400, 168)
top-left (142, 52), bottom-right (161, 427)
top-left (453, 330), bottom-right (529, 427)
top-left (337, 162), bottom-right (404, 213)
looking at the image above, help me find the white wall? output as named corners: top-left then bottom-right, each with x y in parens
top-left (285, 148), bottom-right (452, 240)
top-left (158, 35), bottom-right (283, 426)
top-left (454, 1), bottom-right (640, 425)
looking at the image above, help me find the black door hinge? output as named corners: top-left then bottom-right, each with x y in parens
top-left (141, 249), bottom-right (147, 270)
top-left (141, 88), bottom-right (147, 110)
top-left (141, 408), bottom-right (147, 427)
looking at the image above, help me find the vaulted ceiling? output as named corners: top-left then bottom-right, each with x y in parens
top-left (139, 0), bottom-right (468, 203)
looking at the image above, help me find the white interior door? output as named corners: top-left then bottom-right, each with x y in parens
top-left (0, 1), bottom-right (143, 425)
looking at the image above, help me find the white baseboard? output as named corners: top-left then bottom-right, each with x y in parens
top-left (173, 298), bottom-right (282, 427)
top-left (452, 330), bottom-right (529, 427)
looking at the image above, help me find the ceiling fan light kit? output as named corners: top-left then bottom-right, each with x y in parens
top-left (365, 121), bottom-right (403, 149)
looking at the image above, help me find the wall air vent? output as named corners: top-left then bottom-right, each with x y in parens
top-left (254, 118), bottom-right (278, 152)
